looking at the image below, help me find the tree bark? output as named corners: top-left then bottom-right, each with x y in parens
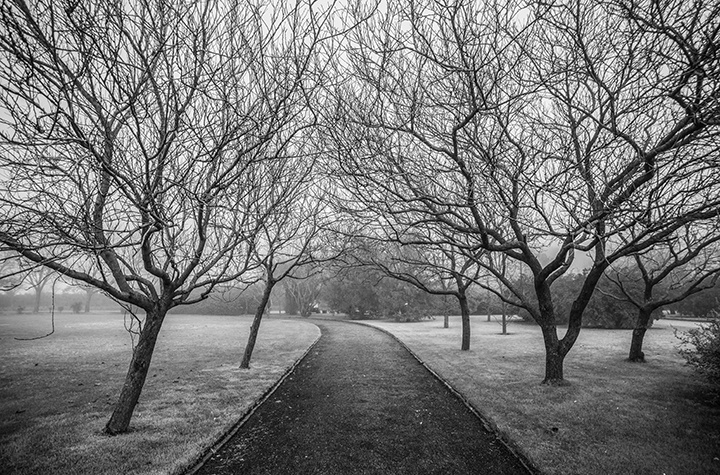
top-left (628, 308), bottom-right (653, 362)
top-left (459, 292), bottom-right (471, 351)
top-left (443, 294), bottom-right (449, 328)
top-left (104, 308), bottom-right (165, 435)
top-left (501, 300), bottom-right (507, 335)
top-left (241, 280), bottom-right (274, 369)
top-left (540, 325), bottom-right (568, 385)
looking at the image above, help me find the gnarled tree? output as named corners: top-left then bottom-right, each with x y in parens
top-left (0, 0), bottom-right (334, 434)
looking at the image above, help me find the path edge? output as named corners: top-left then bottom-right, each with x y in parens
top-left (179, 325), bottom-right (323, 475)
top-left (349, 319), bottom-right (543, 475)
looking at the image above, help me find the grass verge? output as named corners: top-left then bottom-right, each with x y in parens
top-left (361, 316), bottom-right (720, 475)
top-left (0, 312), bottom-right (319, 475)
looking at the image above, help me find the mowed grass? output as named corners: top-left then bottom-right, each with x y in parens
top-left (362, 316), bottom-right (720, 475)
top-left (0, 311), bottom-right (319, 475)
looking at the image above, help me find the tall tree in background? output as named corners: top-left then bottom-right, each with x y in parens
top-left (0, 0), bottom-right (334, 434)
top-left (327, 0), bottom-right (720, 384)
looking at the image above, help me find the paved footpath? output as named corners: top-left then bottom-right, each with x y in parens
top-left (191, 320), bottom-right (533, 474)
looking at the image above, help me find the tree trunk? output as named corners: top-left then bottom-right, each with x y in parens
top-left (241, 281), bottom-right (274, 369)
top-left (33, 286), bottom-right (43, 313)
top-left (104, 308), bottom-right (165, 435)
top-left (84, 290), bottom-right (94, 313)
top-left (443, 295), bottom-right (449, 328)
top-left (501, 300), bottom-right (507, 335)
top-left (459, 292), bottom-right (471, 351)
top-left (264, 294), bottom-right (271, 315)
top-left (540, 325), bottom-right (568, 385)
top-left (628, 308), bottom-right (653, 362)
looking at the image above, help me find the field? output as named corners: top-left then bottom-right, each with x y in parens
top-left (3, 311), bottom-right (718, 475)
top-left (0, 311), bottom-right (319, 475)
top-left (362, 316), bottom-right (720, 475)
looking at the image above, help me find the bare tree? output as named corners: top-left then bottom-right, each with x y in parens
top-left (0, 0), bottom-right (334, 434)
top-left (354, 237), bottom-right (482, 350)
top-left (82, 286), bottom-right (98, 313)
top-left (240, 181), bottom-right (338, 368)
top-left (478, 253), bottom-right (516, 336)
top-left (65, 268), bottom-right (101, 313)
top-left (603, 220), bottom-right (720, 362)
top-left (284, 265), bottom-right (325, 317)
top-left (326, 0), bottom-right (720, 384)
top-left (20, 263), bottom-right (54, 313)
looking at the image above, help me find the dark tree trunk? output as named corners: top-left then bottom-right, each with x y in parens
top-left (104, 308), bottom-right (165, 435)
top-left (264, 294), bottom-right (272, 315)
top-left (501, 300), bottom-right (507, 335)
top-left (540, 325), bottom-right (568, 385)
top-left (628, 308), bottom-right (653, 362)
top-left (443, 295), bottom-right (449, 328)
top-left (534, 265), bottom-right (602, 385)
top-left (241, 281), bottom-right (274, 369)
top-left (459, 292), bottom-right (471, 351)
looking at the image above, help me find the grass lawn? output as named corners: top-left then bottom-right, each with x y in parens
top-left (361, 316), bottom-right (720, 475)
top-left (0, 311), bottom-right (319, 475)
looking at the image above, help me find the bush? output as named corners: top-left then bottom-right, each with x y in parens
top-left (677, 319), bottom-right (720, 390)
top-left (393, 309), bottom-right (431, 322)
top-left (70, 301), bottom-right (83, 313)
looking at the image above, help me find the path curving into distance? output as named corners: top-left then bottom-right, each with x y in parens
top-left (190, 320), bottom-right (533, 475)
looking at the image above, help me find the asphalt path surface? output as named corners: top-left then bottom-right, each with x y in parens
top-left (192, 320), bottom-right (532, 474)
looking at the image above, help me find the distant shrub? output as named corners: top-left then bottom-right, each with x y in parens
top-left (393, 311), bottom-right (429, 322)
top-left (70, 302), bottom-right (83, 313)
top-left (677, 319), bottom-right (720, 391)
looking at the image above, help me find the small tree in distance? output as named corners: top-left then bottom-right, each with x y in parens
top-left (357, 238), bottom-right (482, 350)
top-left (284, 268), bottom-right (325, 317)
top-left (19, 264), bottom-right (54, 314)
